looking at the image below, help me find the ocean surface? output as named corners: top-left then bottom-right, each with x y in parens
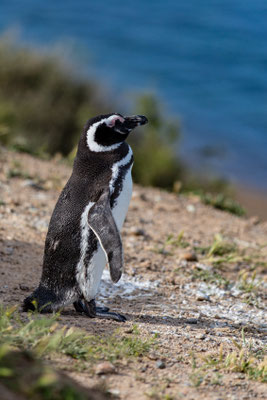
top-left (1, 0), bottom-right (267, 190)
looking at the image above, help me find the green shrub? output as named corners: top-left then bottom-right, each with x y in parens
top-left (0, 37), bottom-right (110, 156)
top-left (130, 94), bottom-right (184, 189)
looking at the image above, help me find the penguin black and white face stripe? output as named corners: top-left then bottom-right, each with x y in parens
top-left (86, 113), bottom-right (148, 152)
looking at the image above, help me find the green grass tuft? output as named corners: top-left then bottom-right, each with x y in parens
top-left (199, 192), bottom-right (246, 216)
top-left (0, 306), bottom-right (153, 363)
top-left (191, 332), bottom-right (267, 384)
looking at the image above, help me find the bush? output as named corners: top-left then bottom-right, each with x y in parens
top-left (0, 37), bottom-right (110, 156)
top-left (130, 94), bottom-right (184, 189)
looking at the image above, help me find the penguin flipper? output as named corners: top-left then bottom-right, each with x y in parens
top-left (88, 189), bottom-right (123, 283)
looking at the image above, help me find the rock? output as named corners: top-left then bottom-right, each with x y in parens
top-left (95, 362), bottom-right (115, 375)
top-left (19, 284), bottom-right (30, 291)
top-left (196, 293), bottom-right (210, 301)
top-left (195, 333), bottom-right (206, 340)
top-left (108, 389), bottom-right (120, 397)
top-left (181, 252), bottom-right (198, 262)
top-left (187, 318), bottom-right (198, 324)
top-left (148, 352), bottom-right (159, 360)
top-left (195, 263), bottom-right (212, 271)
top-left (129, 226), bottom-right (146, 236)
top-left (3, 246), bottom-right (13, 255)
top-left (139, 193), bottom-right (148, 202)
top-left (156, 360), bottom-right (166, 369)
top-left (186, 204), bottom-right (195, 213)
top-left (124, 327), bottom-right (134, 334)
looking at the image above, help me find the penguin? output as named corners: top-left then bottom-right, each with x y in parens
top-left (23, 113), bottom-right (148, 322)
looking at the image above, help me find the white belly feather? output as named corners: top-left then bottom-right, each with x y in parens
top-left (76, 149), bottom-right (133, 301)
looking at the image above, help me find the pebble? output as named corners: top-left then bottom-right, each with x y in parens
top-left (148, 352), bottom-right (159, 360)
top-left (181, 252), bottom-right (198, 262)
top-left (186, 204), bottom-right (195, 213)
top-left (19, 284), bottom-right (30, 291)
top-left (195, 263), bottom-right (212, 271)
top-left (195, 333), bottom-right (206, 340)
top-left (4, 246), bottom-right (13, 255)
top-left (196, 293), bottom-right (210, 301)
top-left (95, 362), bottom-right (115, 375)
top-left (156, 360), bottom-right (166, 369)
top-left (124, 327), bottom-right (134, 334)
top-left (108, 389), bottom-right (120, 397)
top-left (187, 318), bottom-right (198, 324)
top-left (129, 226), bottom-right (146, 236)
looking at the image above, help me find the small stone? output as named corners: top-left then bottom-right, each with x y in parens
top-left (187, 318), bottom-right (198, 324)
top-left (141, 365), bottom-right (147, 372)
top-left (148, 352), bottom-right (159, 360)
top-left (108, 389), bottom-right (120, 397)
top-left (181, 252), bottom-right (198, 262)
top-left (124, 327), bottom-right (134, 334)
top-left (156, 360), bottom-right (166, 369)
top-left (4, 246), bottom-right (13, 255)
top-left (95, 361), bottom-right (115, 375)
top-left (196, 293), bottom-right (210, 301)
top-left (195, 333), bottom-right (206, 340)
top-left (19, 284), bottom-right (30, 291)
top-left (140, 193), bottom-right (148, 201)
top-left (195, 263), bottom-right (212, 271)
top-left (186, 204), bottom-right (195, 213)
top-left (129, 227), bottom-right (145, 236)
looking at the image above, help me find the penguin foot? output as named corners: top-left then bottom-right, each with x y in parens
top-left (73, 299), bottom-right (126, 322)
top-left (73, 300), bottom-right (109, 314)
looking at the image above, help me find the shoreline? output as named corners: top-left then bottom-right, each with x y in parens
top-left (234, 184), bottom-right (267, 221)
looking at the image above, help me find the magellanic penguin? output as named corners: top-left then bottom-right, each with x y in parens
top-left (23, 113), bottom-right (148, 322)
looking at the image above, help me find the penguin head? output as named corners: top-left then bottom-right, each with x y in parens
top-left (85, 113), bottom-right (148, 152)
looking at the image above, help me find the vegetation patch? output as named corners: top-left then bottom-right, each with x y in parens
top-left (199, 191), bottom-right (246, 216)
top-left (0, 306), bottom-right (153, 364)
top-left (0, 306), bottom-right (155, 398)
top-left (191, 267), bottom-right (230, 288)
top-left (190, 331), bottom-right (267, 385)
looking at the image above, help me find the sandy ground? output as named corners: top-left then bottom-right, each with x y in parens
top-left (0, 147), bottom-right (266, 400)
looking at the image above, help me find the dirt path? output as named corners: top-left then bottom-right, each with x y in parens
top-left (0, 148), bottom-right (266, 399)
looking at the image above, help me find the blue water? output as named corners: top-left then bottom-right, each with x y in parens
top-left (1, 0), bottom-right (267, 189)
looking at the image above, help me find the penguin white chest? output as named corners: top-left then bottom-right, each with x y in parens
top-left (77, 166), bottom-right (133, 301)
top-left (111, 167), bottom-right (133, 230)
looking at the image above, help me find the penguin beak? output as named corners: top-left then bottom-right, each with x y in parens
top-left (115, 115), bottom-right (148, 134)
top-left (124, 115), bottom-right (148, 128)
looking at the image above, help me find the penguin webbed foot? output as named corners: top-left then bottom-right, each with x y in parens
top-left (73, 299), bottom-right (126, 322)
top-left (73, 299), bottom-right (109, 314)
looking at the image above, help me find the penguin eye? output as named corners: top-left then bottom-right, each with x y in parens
top-left (105, 115), bottom-right (125, 128)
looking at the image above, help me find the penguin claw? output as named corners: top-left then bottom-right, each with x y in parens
top-left (95, 310), bottom-right (126, 323)
top-left (73, 299), bottom-right (125, 322)
top-left (96, 306), bottom-right (110, 313)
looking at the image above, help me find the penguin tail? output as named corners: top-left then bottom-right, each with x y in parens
top-left (22, 285), bottom-right (60, 313)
